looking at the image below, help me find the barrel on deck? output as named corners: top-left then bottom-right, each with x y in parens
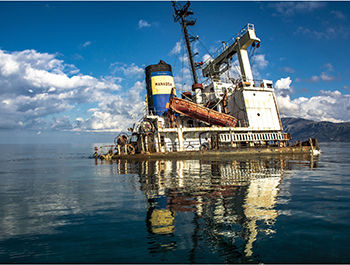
top-left (145, 61), bottom-right (175, 116)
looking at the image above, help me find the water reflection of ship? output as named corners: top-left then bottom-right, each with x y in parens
top-left (115, 155), bottom-right (318, 263)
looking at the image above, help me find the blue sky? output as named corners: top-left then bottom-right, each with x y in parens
top-left (0, 1), bottom-right (349, 144)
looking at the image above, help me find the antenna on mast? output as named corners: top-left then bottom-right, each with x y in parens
top-left (172, 1), bottom-right (198, 85)
top-left (172, 1), bottom-right (203, 103)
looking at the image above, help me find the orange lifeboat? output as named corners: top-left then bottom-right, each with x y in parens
top-left (167, 88), bottom-right (237, 127)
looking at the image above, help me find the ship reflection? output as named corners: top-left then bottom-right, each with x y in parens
top-left (115, 154), bottom-right (318, 263)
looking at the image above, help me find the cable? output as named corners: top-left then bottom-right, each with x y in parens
top-left (249, 44), bottom-right (260, 69)
top-left (172, 33), bottom-right (183, 73)
top-left (188, 28), bottom-right (213, 59)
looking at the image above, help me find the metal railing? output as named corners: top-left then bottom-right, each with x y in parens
top-left (219, 132), bottom-right (290, 143)
top-left (202, 23), bottom-right (255, 69)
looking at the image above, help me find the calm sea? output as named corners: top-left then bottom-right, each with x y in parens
top-left (0, 142), bottom-right (349, 263)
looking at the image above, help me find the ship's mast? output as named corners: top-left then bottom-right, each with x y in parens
top-left (172, 1), bottom-right (198, 85)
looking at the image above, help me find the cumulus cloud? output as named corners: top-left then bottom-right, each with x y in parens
top-left (274, 77), bottom-right (294, 97)
top-left (275, 77), bottom-right (292, 90)
top-left (275, 76), bottom-right (350, 122)
top-left (72, 79), bottom-right (146, 132)
top-left (75, 83), bottom-right (146, 132)
top-left (0, 49), bottom-right (146, 132)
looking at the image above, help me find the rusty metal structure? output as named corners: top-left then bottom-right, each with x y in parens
top-left (94, 1), bottom-right (321, 160)
top-left (167, 87), bottom-right (237, 128)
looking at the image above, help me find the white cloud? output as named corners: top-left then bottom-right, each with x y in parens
top-left (324, 63), bottom-right (334, 72)
top-left (124, 64), bottom-right (144, 77)
top-left (173, 68), bottom-right (193, 90)
top-left (295, 26), bottom-right (350, 40)
top-left (51, 115), bottom-right (73, 130)
top-left (269, 2), bottom-right (326, 17)
top-left (73, 80), bottom-right (146, 132)
top-left (318, 90), bottom-right (342, 98)
top-left (110, 62), bottom-right (144, 78)
top-left (296, 64), bottom-right (340, 83)
top-left (138, 19), bottom-right (151, 29)
top-left (280, 67), bottom-right (296, 74)
top-left (250, 54), bottom-right (269, 80)
top-left (83, 41), bottom-right (92, 47)
top-left (331, 10), bottom-right (346, 20)
top-left (254, 54), bottom-right (268, 69)
top-left (275, 77), bottom-right (350, 122)
top-left (276, 94), bottom-right (303, 117)
top-left (275, 77), bottom-right (292, 90)
top-left (73, 54), bottom-right (84, 60)
top-left (0, 48), bottom-right (147, 132)
top-left (169, 41), bottom-right (182, 56)
top-left (307, 76), bottom-right (321, 83)
top-left (320, 71), bottom-right (337, 82)
top-left (274, 77), bottom-right (295, 97)
top-left (202, 54), bottom-right (212, 64)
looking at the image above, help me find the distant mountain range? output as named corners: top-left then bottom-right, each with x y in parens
top-left (282, 117), bottom-right (350, 142)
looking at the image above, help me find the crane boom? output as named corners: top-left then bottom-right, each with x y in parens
top-left (202, 24), bottom-right (260, 82)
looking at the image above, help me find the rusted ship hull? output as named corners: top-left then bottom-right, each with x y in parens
top-left (98, 144), bottom-right (320, 161)
top-left (93, 4), bottom-right (321, 161)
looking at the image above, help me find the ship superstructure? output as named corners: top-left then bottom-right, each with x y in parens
top-left (95, 1), bottom-right (320, 160)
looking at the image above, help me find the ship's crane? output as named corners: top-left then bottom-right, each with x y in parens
top-left (202, 24), bottom-right (260, 83)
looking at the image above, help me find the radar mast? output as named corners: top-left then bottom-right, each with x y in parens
top-left (172, 1), bottom-right (203, 102)
top-left (172, 1), bottom-right (198, 85)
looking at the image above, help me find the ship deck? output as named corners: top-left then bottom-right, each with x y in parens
top-left (101, 145), bottom-right (318, 161)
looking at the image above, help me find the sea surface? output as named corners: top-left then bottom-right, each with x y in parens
top-left (0, 142), bottom-right (350, 263)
